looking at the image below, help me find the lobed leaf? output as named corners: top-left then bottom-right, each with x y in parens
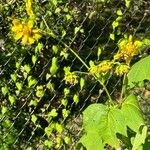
top-left (121, 94), bottom-right (145, 132)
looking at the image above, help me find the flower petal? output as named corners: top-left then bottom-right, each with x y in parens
top-left (15, 32), bottom-right (23, 40)
top-left (22, 35), bottom-right (28, 44)
top-left (28, 37), bottom-right (35, 44)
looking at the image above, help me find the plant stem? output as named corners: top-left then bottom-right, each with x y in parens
top-left (42, 16), bottom-right (89, 70)
top-left (42, 17), bottom-right (113, 104)
top-left (97, 78), bottom-right (114, 105)
top-left (61, 42), bottom-right (89, 70)
top-left (120, 74), bottom-right (127, 103)
top-left (74, 71), bottom-right (89, 75)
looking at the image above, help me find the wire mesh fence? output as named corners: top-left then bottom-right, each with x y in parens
top-left (0, 0), bottom-right (150, 149)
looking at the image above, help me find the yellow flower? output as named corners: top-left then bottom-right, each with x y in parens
top-left (63, 67), bottom-right (78, 85)
top-left (25, 0), bottom-right (34, 18)
top-left (115, 64), bottom-right (130, 76)
top-left (90, 60), bottom-right (112, 76)
top-left (114, 35), bottom-right (141, 64)
top-left (64, 72), bottom-right (78, 85)
top-left (11, 19), bottom-right (41, 45)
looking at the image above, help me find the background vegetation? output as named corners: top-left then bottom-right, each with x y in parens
top-left (0, 0), bottom-right (150, 149)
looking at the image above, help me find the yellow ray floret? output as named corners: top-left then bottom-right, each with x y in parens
top-left (25, 0), bottom-right (34, 18)
top-left (11, 19), bottom-right (41, 45)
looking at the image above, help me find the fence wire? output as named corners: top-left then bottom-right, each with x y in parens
top-left (0, 0), bottom-right (150, 149)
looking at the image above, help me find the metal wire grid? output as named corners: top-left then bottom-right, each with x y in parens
top-left (0, 0), bottom-right (150, 149)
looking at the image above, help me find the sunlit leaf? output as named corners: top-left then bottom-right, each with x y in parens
top-left (121, 94), bottom-right (145, 132)
top-left (80, 77), bottom-right (85, 90)
top-left (78, 131), bottom-right (103, 150)
top-left (132, 126), bottom-right (147, 150)
top-left (127, 56), bottom-right (150, 87)
top-left (50, 57), bottom-right (59, 76)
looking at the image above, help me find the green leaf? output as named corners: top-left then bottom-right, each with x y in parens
top-left (1, 106), bottom-right (8, 114)
top-left (74, 27), bottom-right (80, 34)
top-left (46, 82), bottom-right (54, 93)
top-left (36, 86), bottom-right (44, 98)
top-left (24, 64), bottom-right (31, 74)
top-left (28, 76), bottom-right (37, 88)
top-left (45, 125), bottom-right (53, 136)
top-left (55, 7), bottom-right (61, 13)
top-left (78, 131), bottom-right (103, 150)
top-left (73, 94), bottom-right (79, 105)
top-left (116, 9), bottom-right (123, 16)
top-left (101, 107), bottom-right (127, 147)
top-left (55, 123), bottom-right (63, 133)
top-left (64, 136), bottom-right (71, 145)
top-left (97, 47), bottom-right (102, 60)
top-left (49, 108), bottom-right (58, 117)
top-left (52, 0), bottom-right (58, 6)
top-left (16, 82), bottom-right (23, 91)
top-left (52, 45), bottom-right (58, 54)
top-left (80, 77), bottom-right (85, 90)
top-left (64, 88), bottom-right (70, 96)
top-left (16, 60), bottom-right (21, 69)
top-left (127, 56), bottom-right (150, 87)
top-left (61, 99), bottom-right (68, 107)
top-left (110, 33), bottom-right (115, 40)
top-left (8, 95), bottom-right (15, 105)
top-left (108, 107), bottom-right (127, 136)
top-left (32, 55), bottom-right (37, 65)
top-left (121, 94), bottom-right (145, 132)
top-left (62, 109), bottom-right (70, 118)
top-left (132, 126), bottom-right (147, 150)
top-left (82, 104), bottom-right (127, 148)
top-left (50, 57), bottom-right (59, 76)
top-left (62, 30), bottom-right (66, 38)
top-left (125, 0), bottom-right (131, 8)
top-left (1, 86), bottom-right (8, 95)
top-left (29, 99), bottom-right (38, 106)
top-left (83, 104), bottom-right (108, 132)
top-left (31, 114), bottom-right (37, 124)
top-left (35, 43), bottom-right (43, 53)
top-left (112, 21), bottom-right (119, 29)
top-left (60, 50), bottom-right (69, 59)
top-left (44, 140), bottom-right (52, 148)
top-left (11, 73), bottom-right (17, 82)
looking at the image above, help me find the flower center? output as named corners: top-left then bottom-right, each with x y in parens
top-left (23, 25), bottom-right (32, 36)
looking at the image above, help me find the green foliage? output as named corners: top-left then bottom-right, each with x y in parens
top-left (0, 0), bottom-right (149, 149)
top-left (127, 56), bottom-right (150, 87)
top-left (121, 94), bottom-right (144, 132)
top-left (50, 57), bottom-right (59, 76)
top-left (78, 94), bottom-right (146, 149)
top-left (79, 56), bottom-right (149, 149)
top-left (132, 126), bottom-right (147, 150)
top-left (78, 131), bottom-right (103, 150)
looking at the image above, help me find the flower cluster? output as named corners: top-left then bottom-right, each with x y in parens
top-left (115, 64), bottom-right (130, 76)
top-left (114, 35), bottom-right (141, 64)
top-left (88, 35), bottom-right (142, 77)
top-left (89, 60), bottom-right (112, 76)
top-left (11, 0), bottom-right (41, 45)
top-left (64, 67), bottom-right (78, 85)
